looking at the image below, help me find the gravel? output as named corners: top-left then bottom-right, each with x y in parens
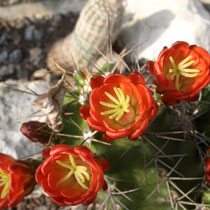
top-left (9, 49), bottom-right (22, 64)
top-left (0, 11), bottom-right (78, 81)
top-left (0, 65), bottom-right (14, 80)
top-left (0, 51), bottom-right (8, 64)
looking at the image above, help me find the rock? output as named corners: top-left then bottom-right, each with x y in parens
top-left (34, 29), bottom-right (43, 40)
top-left (16, 65), bottom-right (28, 80)
top-left (32, 68), bottom-right (49, 80)
top-left (52, 13), bottom-right (62, 25)
top-left (202, 0), bottom-right (210, 12)
top-left (29, 47), bottom-right (42, 65)
top-left (9, 30), bottom-right (21, 44)
top-left (0, 31), bottom-right (8, 45)
top-left (0, 65), bottom-right (15, 81)
top-left (0, 51), bottom-right (8, 64)
top-left (0, 0), bottom-right (86, 21)
top-left (121, 0), bottom-right (210, 60)
top-left (25, 25), bottom-right (35, 40)
top-left (9, 49), bottom-right (22, 64)
top-left (0, 80), bottom-right (48, 159)
top-left (25, 25), bottom-right (43, 41)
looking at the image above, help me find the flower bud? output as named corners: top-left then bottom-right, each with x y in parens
top-left (20, 121), bottom-right (52, 145)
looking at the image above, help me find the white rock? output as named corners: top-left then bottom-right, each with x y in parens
top-left (121, 0), bottom-right (210, 60)
top-left (0, 0), bottom-right (87, 20)
top-left (0, 80), bottom-right (48, 159)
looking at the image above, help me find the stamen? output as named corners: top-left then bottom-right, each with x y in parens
top-left (109, 109), bottom-right (122, 120)
top-left (56, 156), bottom-right (90, 189)
top-left (0, 169), bottom-right (10, 199)
top-left (56, 160), bottom-right (73, 169)
top-left (75, 171), bottom-right (85, 183)
top-left (181, 73), bottom-right (198, 78)
top-left (56, 170), bottom-right (74, 186)
top-left (70, 156), bottom-right (76, 168)
top-left (168, 56), bottom-right (199, 90)
top-left (179, 60), bottom-right (195, 69)
top-left (175, 74), bottom-right (180, 91)
top-left (100, 87), bottom-right (130, 121)
top-left (77, 166), bottom-right (88, 170)
top-left (80, 171), bottom-right (90, 181)
top-left (74, 172), bottom-right (88, 189)
top-left (100, 102), bottom-right (118, 109)
top-left (180, 69), bottom-right (199, 73)
top-left (178, 55), bottom-right (192, 66)
top-left (105, 92), bottom-right (120, 105)
top-left (169, 56), bottom-right (177, 70)
top-left (101, 108), bottom-right (118, 116)
top-left (1, 182), bottom-right (9, 199)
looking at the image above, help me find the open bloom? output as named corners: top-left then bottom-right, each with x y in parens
top-left (35, 145), bottom-right (108, 206)
top-left (0, 153), bottom-right (36, 208)
top-left (147, 41), bottom-right (210, 105)
top-left (79, 72), bottom-right (158, 141)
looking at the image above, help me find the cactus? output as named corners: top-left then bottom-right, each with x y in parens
top-left (47, 0), bottom-right (124, 75)
top-left (9, 49), bottom-right (208, 209)
top-left (18, 58), bottom-right (207, 209)
top-left (52, 63), bottom-right (207, 209)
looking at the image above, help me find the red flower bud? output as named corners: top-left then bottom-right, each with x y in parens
top-left (147, 41), bottom-right (210, 105)
top-left (20, 121), bottom-right (52, 145)
top-left (79, 72), bottom-right (158, 141)
top-left (35, 145), bottom-right (108, 206)
top-left (0, 153), bottom-right (36, 208)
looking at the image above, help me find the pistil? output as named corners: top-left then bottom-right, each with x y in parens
top-left (168, 56), bottom-right (199, 90)
top-left (56, 156), bottom-right (90, 189)
top-left (100, 87), bottom-right (130, 121)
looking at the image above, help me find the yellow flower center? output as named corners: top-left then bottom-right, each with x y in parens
top-left (100, 87), bottom-right (130, 121)
top-left (0, 169), bottom-right (10, 199)
top-left (168, 56), bottom-right (199, 90)
top-left (56, 156), bottom-right (90, 190)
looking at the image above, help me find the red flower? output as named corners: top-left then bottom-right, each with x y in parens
top-left (79, 73), bottom-right (158, 141)
top-left (147, 41), bottom-right (210, 105)
top-left (0, 153), bottom-right (36, 208)
top-left (35, 145), bottom-right (107, 206)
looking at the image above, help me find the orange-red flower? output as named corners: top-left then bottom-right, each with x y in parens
top-left (147, 41), bottom-right (210, 105)
top-left (35, 145), bottom-right (108, 206)
top-left (79, 73), bottom-right (158, 141)
top-left (0, 153), bottom-right (36, 208)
